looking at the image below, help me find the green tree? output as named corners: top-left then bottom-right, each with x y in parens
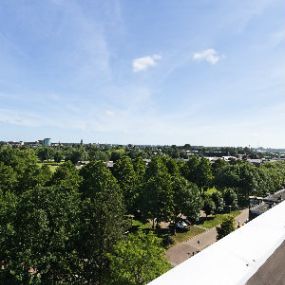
top-left (7, 186), bottom-right (81, 283)
top-left (198, 157), bottom-right (214, 188)
top-left (164, 157), bottom-right (179, 176)
top-left (16, 162), bottom-right (41, 193)
top-left (0, 148), bottom-right (41, 193)
top-left (79, 161), bottom-right (120, 198)
top-left (182, 156), bottom-right (213, 188)
top-left (108, 232), bottom-right (170, 285)
top-left (145, 156), bottom-right (168, 180)
top-left (140, 174), bottom-right (174, 229)
top-left (54, 151), bottom-right (63, 163)
top-left (212, 159), bottom-right (228, 176)
top-left (78, 161), bottom-right (127, 284)
top-left (0, 162), bottom-right (17, 192)
top-left (110, 149), bottom-right (126, 162)
top-left (203, 196), bottom-right (216, 218)
top-left (172, 176), bottom-right (201, 222)
top-left (133, 156), bottom-right (146, 182)
top-left (37, 147), bottom-right (53, 162)
top-left (217, 215), bottom-right (235, 240)
top-left (0, 190), bottom-right (18, 283)
top-left (50, 161), bottom-right (82, 190)
top-left (214, 164), bottom-right (240, 189)
top-left (113, 156), bottom-right (138, 213)
top-left (66, 147), bottom-right (88, 164)
top-left (211, 191), bottom-right (225, 213)
top-left (37, 164), bottom-right (53, 186)
top-left (223, 188), bottom-right (238, 211)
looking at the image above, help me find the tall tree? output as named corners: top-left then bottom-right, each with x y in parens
top-left (0, 148), bottom-right (41, 193)
top-left (110, 149), bottom-right (126, 162)
top-left (7, 186), bottom-right (81, 283)
top-left (66, 147), bottom-right (88, 164)
top-left (145, 156), bottom-right (168, 180)
top-left (182, 156), bottom-right (213, 188)
top-left (203, 196), bottom-right (216, 218)
top-left (132, 156), bottom-right (146, 182)
top-left (50, 161), bottom-right (82, 190)
top-left (54, 151), bottom-right (63, 163)
top-left (172, 176), bottom-right (202, 222)
top-left (37, 147), bottom-right (53, 162)
top-left (113, 156), bottom-right (138, 213)
top-left (140, 174), bottom-right (174, 229)
top-left (0, 162), bottom-right (17, 192)
top-left (211, 191), bottom-right (225, 213)
top-left (78, 161), bottom-right (127, 284)
top-left (223, 188), bottom-right (238, 211)
top-left (0, 190), bottom-right (18, 283)
top-left (164, 157), bottom-right (179, 176)
top-left (37, 164), bottom-right (53, 186)
top-left (79, 161), bottom-right (120, 198)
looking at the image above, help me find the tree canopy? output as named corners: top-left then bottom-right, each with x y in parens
top-left (108, 232), bottom-right (170, 285)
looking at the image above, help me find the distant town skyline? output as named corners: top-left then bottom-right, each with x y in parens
top-left (0, 0), bottom-right (284, 147)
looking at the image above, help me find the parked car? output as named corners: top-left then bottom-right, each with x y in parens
top-left (175, 221), bottom-right (189, 231)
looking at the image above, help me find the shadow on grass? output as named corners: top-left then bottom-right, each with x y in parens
top-left (196, 216), bottom-right (214, 225)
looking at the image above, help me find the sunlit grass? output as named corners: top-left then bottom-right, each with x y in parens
top-left (132, 219), bottom-right (151, 230)
top-left (201, 210), bottom-right (240, 229)
top-left (173, 226), bottom-right (205, 243)
top-left (37, 161), bottom-right (63, 173)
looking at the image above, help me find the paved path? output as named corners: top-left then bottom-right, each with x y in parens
top-left (166, 209), bottom-right (249, 266)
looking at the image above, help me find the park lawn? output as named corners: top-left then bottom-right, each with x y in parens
top-left (46, 164), bottom-right (58, 173)
top-left (173, 226), bottom-right (205, 244)
top-left (37, 161), bottom-right (61, 173)
top-left (201, 210), bottom-right (240, 229)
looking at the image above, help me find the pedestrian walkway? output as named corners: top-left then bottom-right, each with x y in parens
top-left (166, 209), bottom-right (249, 266)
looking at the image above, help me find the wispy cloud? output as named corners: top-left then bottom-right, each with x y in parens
top-left (270, 30), bottom-right (285, 47)
top-left (132, 54), bottom-right (161, 72)
top-left (193, 49), bottom-right (222, 64)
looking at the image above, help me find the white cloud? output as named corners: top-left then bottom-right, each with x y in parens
top-left (132, 54), bottom-right (161, 72)
top-left (193, 49), bottom-right (221, 64)
top-left (105, 110), bottom-right (115, 116)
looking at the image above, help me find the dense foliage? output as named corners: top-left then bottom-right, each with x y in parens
top-left (1, 145), bottom-right (285, 284)
top-left (217, 215), bottom-right (235, 240)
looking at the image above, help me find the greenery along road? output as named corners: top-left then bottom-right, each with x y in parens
top-left (1, 146), bottom-right (285, 284)
top-left (166, 209), bottom-right (249, 266)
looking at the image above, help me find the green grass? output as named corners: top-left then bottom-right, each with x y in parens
top-left (132, 219), bottom-right (151, 230)
top-left (37, 161), bottom-right (62, 173)
top-left (46, 165), bottom-right (58, 173)
top-left (173, 226), bottom-right (205, 243)
top-left (200, 210), bottom-right (240, 229)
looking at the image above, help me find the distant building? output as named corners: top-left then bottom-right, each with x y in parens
top-left (24, 141), bottom-right (40, 147)
top-left (6, 141), bottom-right (24, 147)
top-left (42, 138), bottom-right (51, 146)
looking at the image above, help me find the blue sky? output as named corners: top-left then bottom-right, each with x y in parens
top-left (0, 0), bottom-right (284, 147)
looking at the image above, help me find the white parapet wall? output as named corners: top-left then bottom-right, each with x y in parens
top-left (149, 200), bottom-right (285, 285)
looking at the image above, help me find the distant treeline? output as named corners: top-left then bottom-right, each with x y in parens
top-left (5, 143), bottom-right (281, 164)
